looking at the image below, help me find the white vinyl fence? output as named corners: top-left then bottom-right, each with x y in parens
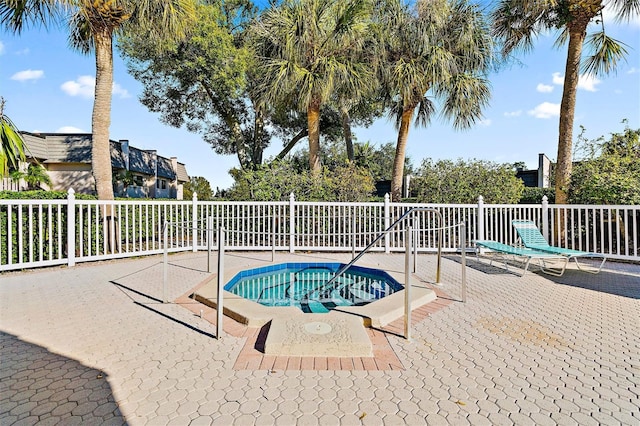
top-left (1, 190), bottom-right (638, 272)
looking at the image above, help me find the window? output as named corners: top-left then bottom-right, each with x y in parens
top-left (157, 179), bottom-right (167, 190)
top-left (133, 175), bottom-right (144, 187)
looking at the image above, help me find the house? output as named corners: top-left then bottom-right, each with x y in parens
top-left (3, 132), bottom-right (189, 199)
top-left (516, 153), bottom-right (552, 188)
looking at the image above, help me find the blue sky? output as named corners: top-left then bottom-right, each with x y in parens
top-left (1, 4), bottom-right (638, 191)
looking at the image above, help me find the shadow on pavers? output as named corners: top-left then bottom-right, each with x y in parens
top-left (446, 254), bottom-right (640, 299)
top-left (0, 331), bottom-right (127, 425)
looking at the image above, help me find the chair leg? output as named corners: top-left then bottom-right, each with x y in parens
top-left (573, 256), bottom-right (607, 274)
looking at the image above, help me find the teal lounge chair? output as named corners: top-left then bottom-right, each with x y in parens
top-left (511, 220), bottom-right (607, 274)
top-left (474, 240), bottom-right (569, 277)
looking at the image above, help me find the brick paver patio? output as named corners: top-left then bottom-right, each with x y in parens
top-left (1, 251), bottom-right (638, 425)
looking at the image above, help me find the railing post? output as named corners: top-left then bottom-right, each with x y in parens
top-left (404, 226), bottom-right (412, 340)
top-left (477, 195), bottom-right (485, 243)
top-left (384, 193), bottom-right (390, 253)
top-left (460, 222), bottom-right (467, 303)
top-left (352, 208), bottom-right (356, 260)
top-left (192, 192), bottom-right (198, 252)
top-left (541, 195), bottom-right (549, 241)
top-left (207, 216), bottom-right (213, 273)
top-left (67, 189), bottom-right (76, 267)
top-left (272, 212), bottom-right (276, 262)
top-left (163, 221), bottom-right (168, 303)
top-left (217, 227), bottom-right (225, 339)
top-left (289, 193), bottom-right (295, 253)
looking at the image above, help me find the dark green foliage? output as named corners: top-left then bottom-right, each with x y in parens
top-left (520, 187), bottom-right (555, 204)
top-left (412, 158), bottom-right (524, 204)
top-left (569, 123), bottom-right (640, 205)
top-left (184, 176), bottom-right (215, 201)
top-left (226, 160), bottom-right (375, 201)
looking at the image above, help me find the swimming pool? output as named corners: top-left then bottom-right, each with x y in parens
top-left (225, 263), bottom-right (403, 313)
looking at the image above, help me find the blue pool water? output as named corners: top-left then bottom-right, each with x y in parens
top-left (225, 263), bottom-right (403, 313)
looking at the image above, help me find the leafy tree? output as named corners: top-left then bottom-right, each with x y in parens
top-left (1, 0), bottom-right (195, 200)
top-left (251, 0), bottom-right (373, 174)
top-left (412, 158), bottom-right (524, 204)
top-left (119, 2), bottom-right (266, 170)
top-left (227, 160), bottom-right (375, 201)
top-left (491, 0), bottom-right (638, 205)
top-left (569, 123), bottom-right (640, 204)
top-left (0, 97), bottom-right (26, 177)
top-left (373, 0), bottom-right (494, 202)
top-left (184, 176), bottom-right (215, 201)
top-left (10, 163), bottom-right (52, 190)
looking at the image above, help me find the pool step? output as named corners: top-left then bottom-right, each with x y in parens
top-left (333, 284), bottom-right (437, 328)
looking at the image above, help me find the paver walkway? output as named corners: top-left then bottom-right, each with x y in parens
top-left (1, 251), bottom-right (638, 425)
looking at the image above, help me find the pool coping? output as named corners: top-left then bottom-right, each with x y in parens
top-left (192, 261), bottom-right (437, 328)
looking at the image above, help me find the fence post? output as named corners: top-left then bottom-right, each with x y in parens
top-left (289, 192), bottom-right (295, 253)
top-left (477, 195), bottom-right (485, 243)
top-left (217, 227), bottom-right (225, 339)
top-left (384, 193), bottom-right (390, 253)
top-left (541, 195), bottom-right (549, 241)
top-left (67, 188), bottom-right (76, 267)
top-left (192, 192), bottom-right (198, 252)
top-left (163, 221), bottom-right (168, 303)
top-left (404, 226), bottom-right (412, 340)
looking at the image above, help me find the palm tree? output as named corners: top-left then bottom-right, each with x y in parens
top-left (491, 0), bottom-right (638, 204)
top-left (1, 0), bottom-right (195, 200)
top-left (10, 162), bottom-right (52, 189)
top-left (375, 0), bottom-right (494, 201)
top-left (0, 97), bottom-right (26, 177)
top-left (251, 0), bottom-right (372, 174)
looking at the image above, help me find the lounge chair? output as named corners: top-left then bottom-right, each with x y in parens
top-left (474, 240), bottom-right (569, 277)
top-left (511, 220), bottom-right (607, 274)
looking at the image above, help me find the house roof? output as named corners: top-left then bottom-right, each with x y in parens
top-left (176, 162), bottom-right (189, 183)
top-left (21, 132), bottom-right (49, 159)
top-left (157, 157), bottom-right (176, 180)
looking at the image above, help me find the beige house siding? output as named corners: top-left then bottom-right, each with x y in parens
top-left (13, 132), bottom-right (190, 199)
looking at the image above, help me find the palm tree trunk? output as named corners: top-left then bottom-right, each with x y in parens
top-left (92, 28), bottom-right (115, 201)
top-left (555, 24), bottom-right (588, 245)
top-left (556, 28), bottom-right (587, 205)
top-left (340, 106), bottom-right (354, 162)
top-left (307, 95), bottom-right (322, 174)
top-left (391, 107), bottom-right (413, 201)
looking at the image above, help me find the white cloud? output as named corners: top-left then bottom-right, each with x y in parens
top-left (552, 72), bottom-right (564, 85)
top-left (61, 75), bottom-right (131, 99)
top-left (11, 69), bottom-right (44, 82)
top-left (528, 102), bottom-right (560, 119)
top-left (478, 119), bottom-right (492, 127)
top-left (628, 67), bottom-right (639, 74)
top-left (577, 74), bottom-right (601, 92)
top-left (15, 48), bottom-right (30, 55)
top-left (504, 110), bottom-right (522, 118)
top-left (0, 41), bottom-right (5, 55)
top-left (112, 82), bottom-right (131, 98)
top-left (536, 83), bottom-right (554, 93)
top-left (550, 71), bottom-right (601, 91)
top-left (56, 126), bottom-right (85, 133)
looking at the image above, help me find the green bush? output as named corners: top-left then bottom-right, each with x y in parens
top-left (412, 159), bottom-right (524, 204)
top-left (519, 187), bottom-right (555, 204)
top-left (227, 160), bottom-right (375, 201)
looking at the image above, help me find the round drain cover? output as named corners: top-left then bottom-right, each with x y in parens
top-left (304, 322), bottom-right (332, 335)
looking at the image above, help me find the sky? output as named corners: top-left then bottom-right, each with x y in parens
top-left (0, 3), bottom-right (638, 191)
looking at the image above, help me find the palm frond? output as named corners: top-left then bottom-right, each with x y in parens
top-left (581, 31), bottom-right (629, 76)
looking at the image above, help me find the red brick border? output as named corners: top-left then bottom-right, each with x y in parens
top-left (176, 282), bottom-right (453, 371)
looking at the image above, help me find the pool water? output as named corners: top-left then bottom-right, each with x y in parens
top-left (226, 263), bottom-right (403, 313)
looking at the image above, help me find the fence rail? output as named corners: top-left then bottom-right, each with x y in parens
top-left (1, 190), bottom-right (638, 272)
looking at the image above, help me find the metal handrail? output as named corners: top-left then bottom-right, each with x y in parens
top-left (320, 207), bottom-right (444, 291)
